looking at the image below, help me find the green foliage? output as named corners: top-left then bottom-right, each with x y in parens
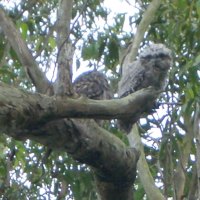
top-left (0, 139), bottom-right (97, 200)
top-left (81, 13), bottom-right (131, 70)
top-left (0, 0), bottom-right (200, 199)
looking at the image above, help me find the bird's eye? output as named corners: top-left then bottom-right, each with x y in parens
top-left (142, 55), bottom-right (153, 60)
top-left (157, 53), bottom-right (168, 59)
top-left (154, 64), bottom-right (160, 70)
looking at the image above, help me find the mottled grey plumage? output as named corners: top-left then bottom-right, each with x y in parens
top-left (118, 43), bottom-right (173, 132)
top-left (73, 70), bottom-right (111, 100)
top-left (73, 70), bottom-right (112, 126)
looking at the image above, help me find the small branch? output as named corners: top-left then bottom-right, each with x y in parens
top-left (194, 103), bottom-right (200, 199)
top-left (173, 113), bottom-right (193, 199)
top-left (121, 0), bottom-right (162, 75)
top-left (129, 0), bottom-right (162, 62)
top-left (128, 125), bottom-right (165, 200)
top-left (0, 8), bottom-right (52, 94)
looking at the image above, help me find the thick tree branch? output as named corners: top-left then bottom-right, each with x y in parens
top-left (55, 0), bottom-right (74, 96)
top-left (0, 82), bottom-right (160, 200)
top-left (0, 8), bottom-right (52, 94)
top-left (0, 83), bottom-right (159, 134)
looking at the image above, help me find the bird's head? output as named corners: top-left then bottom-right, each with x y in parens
top-left (139, 43), bottom-right (173, 71)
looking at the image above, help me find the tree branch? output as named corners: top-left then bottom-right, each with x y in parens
top-left (55, 0), bottom-right (74, 96)
top-left (173, 113), bottom-right (193, 199)
top-left (121, 0), bottom-right (162, 75)
top-left (128, 125), bottom-right (165, 200)
top-left (0, 8), bottom-right (52, 94)
top-left (129, 0), bottom-right (161, 62)
top-left (0, 83), bottom-right (159, 135)
top-left (188, 166), bottom-right (198, 200)
top-left (194, 103), bottom-right (200, 199)
top-left (76, 120), bottom-right (139, 200)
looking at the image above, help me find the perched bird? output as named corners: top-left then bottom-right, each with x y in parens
top-left (118, 43), bottom-right (173, 132)
top-left (73, 70), bottom-right (112, 126)
top-left (73, 70), bottom-right (111, 100)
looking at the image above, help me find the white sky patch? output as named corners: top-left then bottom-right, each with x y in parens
top-left (1, 0), bottom-right (21, 9)
top-left (104, 0), bottom-right (135, 14)
top-left (104, 0), bottom-right (138, 32)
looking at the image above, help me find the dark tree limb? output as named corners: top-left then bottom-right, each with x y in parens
top-left (0, 8), bottom-right (52, 94)
top-left (0, 82), bottom-right (162, 200)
